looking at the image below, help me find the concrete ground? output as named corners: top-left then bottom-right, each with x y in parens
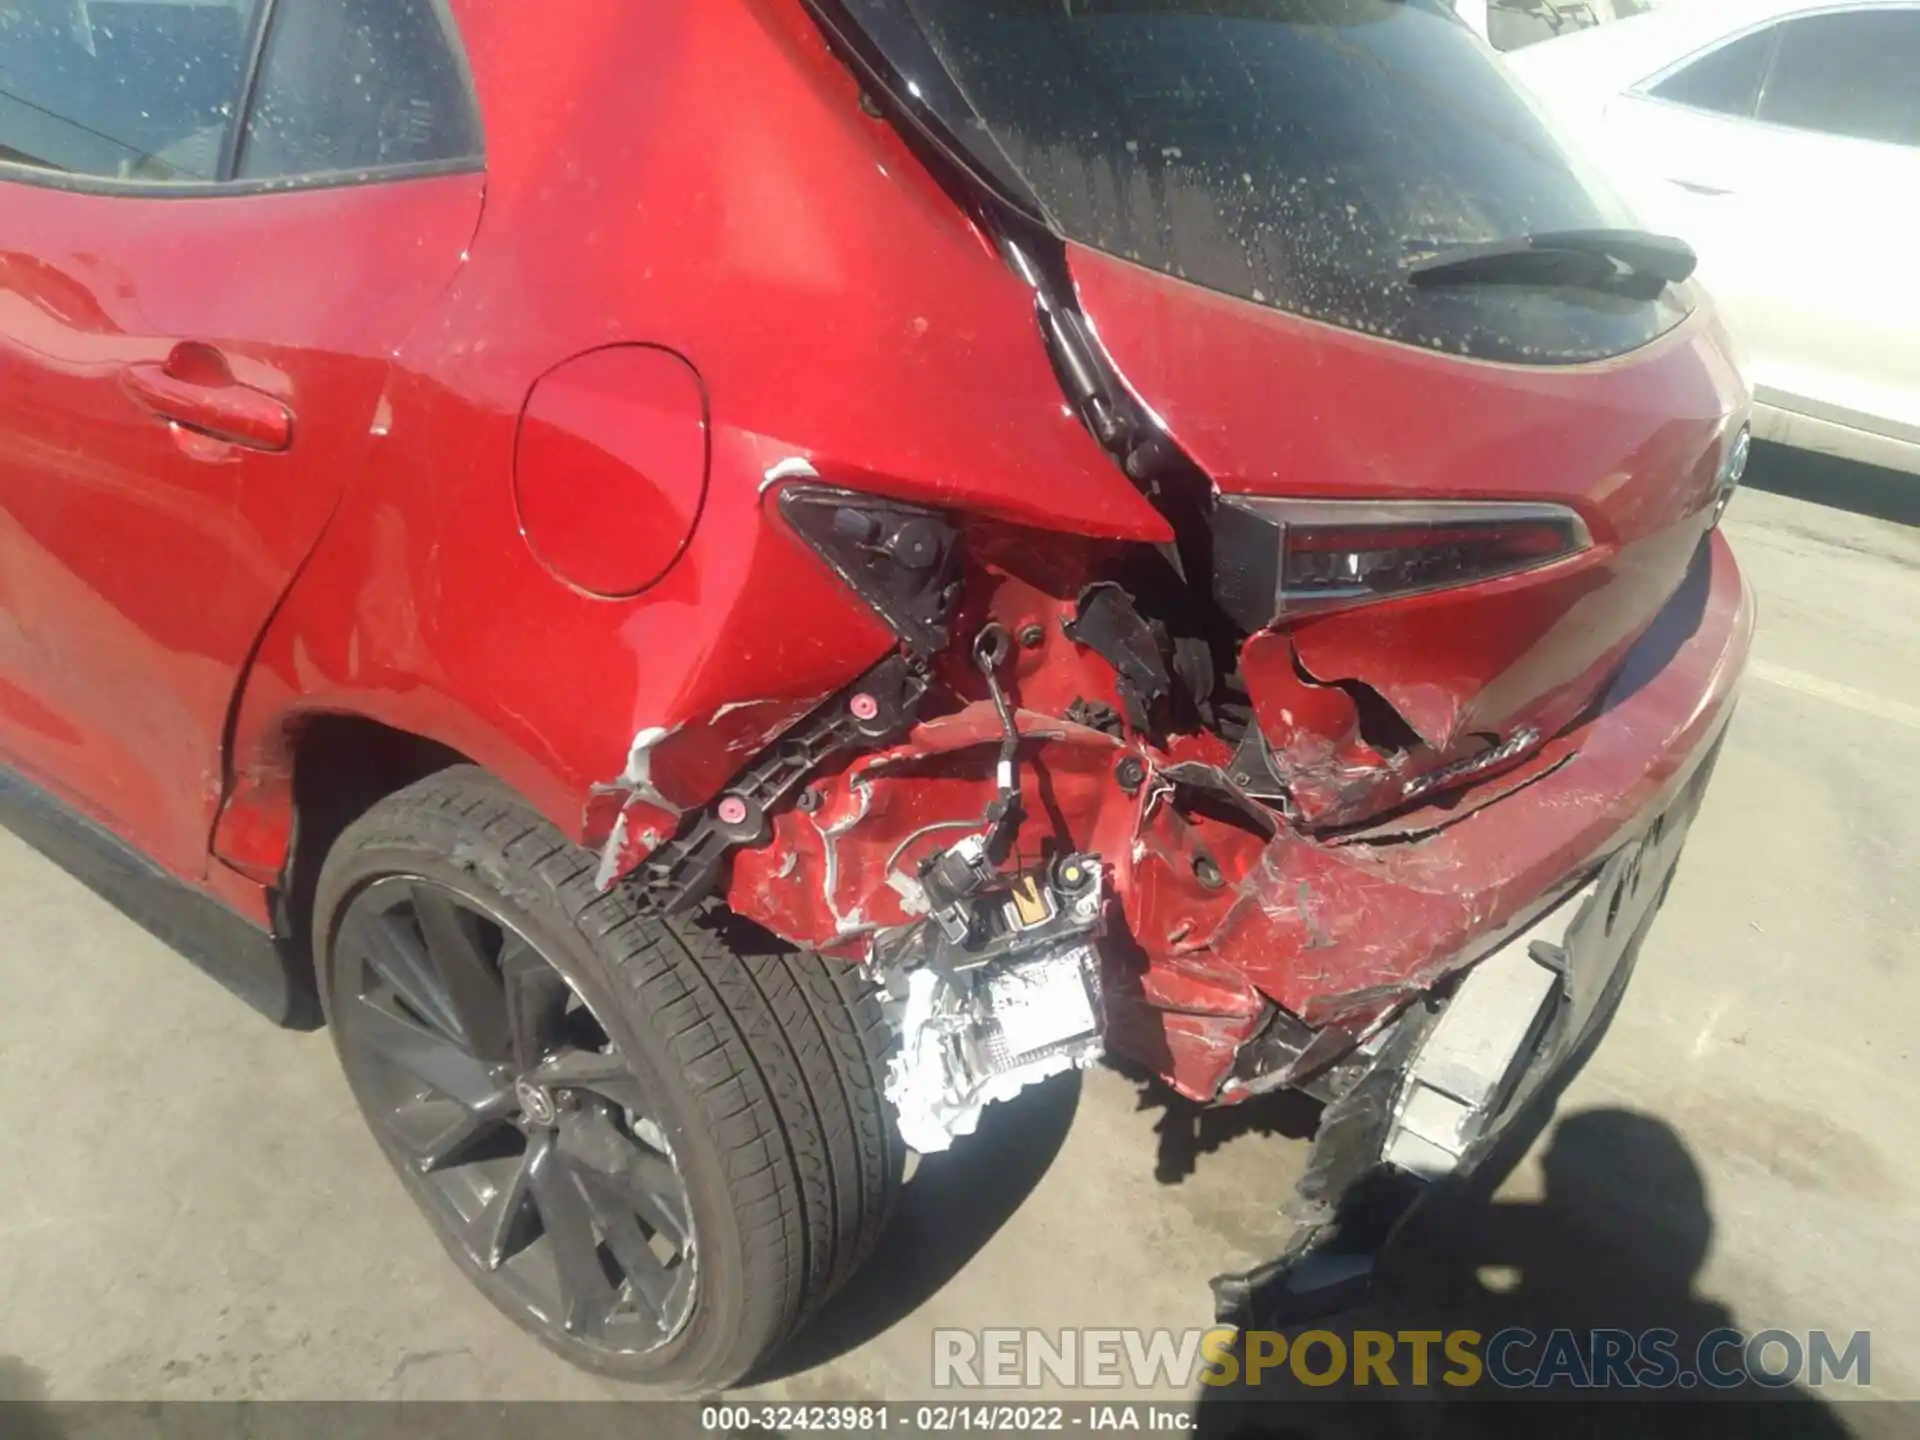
top-left (0, 452), bottom-right (1914, 1425)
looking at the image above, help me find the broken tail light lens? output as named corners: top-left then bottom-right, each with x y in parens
top-left (1212, 498), bottom-right (1592, 631)
top-left (779, 484), bottom-right (963, 655)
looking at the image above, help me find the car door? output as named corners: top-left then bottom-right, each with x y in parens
top-left (1600, 6), bottom-right (1920, 439)
top-left (0, 0), bottom-right (484, 881)
top-left (1734, 6), bottom-right (1920, 441)
top-left (1595, 21), bottom-right (1785, 317)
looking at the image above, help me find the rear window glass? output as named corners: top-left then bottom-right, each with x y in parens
top-left (855, 0), bottom-right (1693, 364)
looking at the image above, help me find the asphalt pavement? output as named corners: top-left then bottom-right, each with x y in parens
top-left (0, 449), bottom-right (1914, 1428)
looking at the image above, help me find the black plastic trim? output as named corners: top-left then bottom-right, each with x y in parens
top-left (0, 766), bottom-right (317, 1028)
top-left (801, 0), bottom-right (1043, 223)
top-left (217, 0), bottom-right (280, 183)
top-left (777, 485), bottom-right (961, 657)
top-left (0, 155), bottom-right (483, 200)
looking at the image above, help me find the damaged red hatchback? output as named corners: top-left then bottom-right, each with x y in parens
top-left (0, 0), bottom-right (1752, 1390)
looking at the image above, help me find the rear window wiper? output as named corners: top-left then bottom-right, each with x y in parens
top-left (1406, 229), bottom-right (1698, 296)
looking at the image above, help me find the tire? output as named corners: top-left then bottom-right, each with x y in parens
top-left (312, 765), bottom-right (902, 1389)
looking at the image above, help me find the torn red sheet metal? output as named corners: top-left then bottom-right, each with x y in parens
top-left (721, 530), bottom-right (1750, 1103)
top-left (585, 691), bottom-right (833, 886)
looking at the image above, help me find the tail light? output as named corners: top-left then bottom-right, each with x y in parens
top-left (1211, 497), bottom-right (1592, 631)
top-left (779, 484), bottom-right (963, 655)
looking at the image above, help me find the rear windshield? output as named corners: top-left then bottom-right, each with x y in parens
top-left (848, 0), bottom-right (1693, 364)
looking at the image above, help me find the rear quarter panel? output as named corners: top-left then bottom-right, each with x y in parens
top-left (218, 0), bottom-right (1165, 884)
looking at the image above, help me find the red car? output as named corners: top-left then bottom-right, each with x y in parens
top-left (0, 0), bottom-right (1752, 1390)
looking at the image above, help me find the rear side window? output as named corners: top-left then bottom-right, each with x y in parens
top-left (1757, 9), bottom-right (1920, 147)
top-left (0, 0), bottom-right (257, 180)
top-left (1649, 26), bottom-right (1777, 118)
top-left (237, 0), bottom-right (479, 179)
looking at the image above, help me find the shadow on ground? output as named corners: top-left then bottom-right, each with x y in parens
top-left (755, 1067), bottom-right (1083, 1381)
top-left (1193, 1106), bottom-right (1865, 1439)
top-left (1109, 1055), bottom-right (1323, 1186)
top-left (0, 1356), bottom-right (63, 1440)
top-left (1743, 441), bottom-right (1918, 528)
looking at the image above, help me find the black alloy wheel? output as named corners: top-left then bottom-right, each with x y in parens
top-left (331, 875), bottom-right (697, 1355)
top-left (314, 767), bottom-right (903, 1389)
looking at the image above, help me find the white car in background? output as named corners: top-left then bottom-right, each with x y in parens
top-left (1456, 1), bottom-right (1661, 51)
top-left (1506, 1), bottom-right (1920, 476)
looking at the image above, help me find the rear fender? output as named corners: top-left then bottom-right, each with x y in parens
top-left (214, 0), bottom-right (1177, 890)
top-left (212, 428), bottom-right (898, 892)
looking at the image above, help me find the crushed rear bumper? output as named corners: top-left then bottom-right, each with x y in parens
top-left (1196, 529), bottom-right (1754, 1043)
top-left (1210, 534), bottom-right (1750, 1323)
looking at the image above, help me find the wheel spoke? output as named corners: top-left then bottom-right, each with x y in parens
top-left (347, 992), bottom-right (500, 1109)
top-left (477, 1131), bottom-right (545, 1270)
top-left (569, 1160), bottom-right (671, 1315)
top-left (554, 1106), bottom-right (639, 1178)
top-left (411, 884), bottom-right (512, 1063)
top-left (628, 1156), bottom-right (693, 1250)
top-left (627, 1244), bottom-right (689, 1324)
top-left (526, 1046), bottom-right (635, 1101)
top-left (502, 936), bottom-right (572, 1070)
top-left (529, 1141), bottom-right (616, 1339)
top-left (527, 1048), bottom-right (625, 1087)
top-left (411, 1091), bottom-right (515, 1173)
top-left (350, 907), bottom-right (462, 1042)
top-left (556, 1108), bottom-right (693, 1250)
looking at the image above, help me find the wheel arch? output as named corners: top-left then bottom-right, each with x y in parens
top-left (282, 714), bottom-right (471, 956)
top-left (212, 705), bottom-right (495, 979)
